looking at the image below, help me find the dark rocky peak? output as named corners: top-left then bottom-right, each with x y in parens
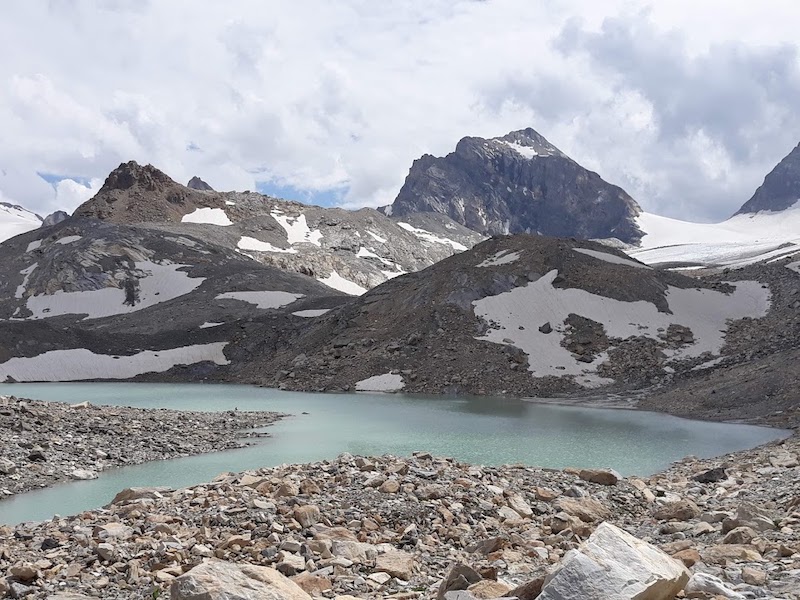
top-left (388, 127), bottom-right (642, 244)
top-left (42, 210), bottom-right (69, 227)
top-left (736, 142), bottom-right (800, 214)
top-left (73, 161), bottom-right (216, 224)
top-left (187, 176), bottom-right (214, 191)
top-left (100, 161), bottom-right (177, 194)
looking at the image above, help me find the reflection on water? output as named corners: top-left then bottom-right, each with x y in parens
top-left (0, 382), bottom-right (788, 525)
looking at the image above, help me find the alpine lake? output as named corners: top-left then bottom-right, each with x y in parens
top-left (0, 382), bottom-right (788, 525)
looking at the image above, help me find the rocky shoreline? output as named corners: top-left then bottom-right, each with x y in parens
top-left (0, 395), bottom-right (284, 498)
top-left (0, 427), bottom-right (798, 599)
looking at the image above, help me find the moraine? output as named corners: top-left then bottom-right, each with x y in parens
top-left (0, 382), bottom-right (786, 525)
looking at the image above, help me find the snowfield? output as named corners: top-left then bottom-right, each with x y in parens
top-left (237, 236), bottom-right (297, 253)
top-left (317, 270), bottom-right (368, 295)
top-left (573, 248), bottom-right (651, 270)
top-left (215, 291), bottom-right (303, 309)
top-left (477, 250), bottom-right (521, 268)
top-left (398, 222), bottom-right (467, 251)
top-left (473, 270), bottom-right (770, 388)
top-left (181, 207), bottom-right (233, 226)
top-left (18, 262), bottom-right (204, 320)
top-left (292, 309), bottom-right (332, 318)
top-left (271, 210), bottom-right (323, 246)
top-left (631, 203), bottom-right (800, 268)
top-left (0, 343), bottom-right (230, 382)
top-left (355, 372), bottom-right (405, 392)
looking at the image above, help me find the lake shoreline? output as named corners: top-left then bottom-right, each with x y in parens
top-left (1, 437), bottom-right (799, 598)
top-left (0, 394), bottom-right (284, 499)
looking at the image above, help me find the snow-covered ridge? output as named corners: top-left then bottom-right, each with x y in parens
top-left (0, 203), bottom-right (42, 243)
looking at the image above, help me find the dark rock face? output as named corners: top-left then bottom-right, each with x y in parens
top-left (187, 176), bottom-right (214, 191)
top-left (41, 211), bottom-right (69, 227)
top-left (736, 142), bottom-right (800, 214)
top-left (388, 128), bottom-right (643, 244)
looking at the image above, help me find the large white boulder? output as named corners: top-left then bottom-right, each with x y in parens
top-left (538, 522), bottom-right (689, 600)
top-left (170, 558), bottom-right (311, 600)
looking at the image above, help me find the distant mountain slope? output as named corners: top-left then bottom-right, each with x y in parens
top-left (0, 202), bottom-right (42, 243)
top-left (736, 142), bottom-right (800, 214)
top-left (386, 128), bottom-right (643, 244)
top-left (72, 161), bottom-right (484, 294)
top-left (0, 218), bottom-right (346, 382)
top-left (241, 234), bottom-right (772, 397)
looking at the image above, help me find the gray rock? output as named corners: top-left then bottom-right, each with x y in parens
top-left (170, 558), bottom-right (311, 599)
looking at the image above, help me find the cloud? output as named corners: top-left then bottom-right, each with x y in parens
top-left (1, 1), bottom-right (799, 222)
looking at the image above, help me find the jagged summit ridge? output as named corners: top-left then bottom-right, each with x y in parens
top-left (736, 142), bottom-right (800, 214)
top-left (387, 127), bottom-right (643, 244)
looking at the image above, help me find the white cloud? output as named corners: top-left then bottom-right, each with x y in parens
top-left (0, 0), bottom-right (799, 221)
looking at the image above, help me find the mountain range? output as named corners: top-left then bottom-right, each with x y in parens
top-left (0, 127), bottom-right (798, 423)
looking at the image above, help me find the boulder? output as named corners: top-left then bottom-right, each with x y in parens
top-left (538, 522), bottom-right (689, 600)
top-left (684, 572), bottom-right (746, 599)
top-left (438, 564), bottom-right (482, 599)
top-left (554, 497), bottom-right (611, 522)
top-left (374, 550), bottom-right (415, 581)
top-left (578, 468), bottom-right (621, 486)
top-left (170, 558), bottom-right (311, 600)
top-left (293, 505), bottom-right (321, 528)
top-left (111, 486), bottom-right (171, 504)
top-left (652, 499), bottom-right (701, 521)
top-left (70, 468), bottom-right (98, 481)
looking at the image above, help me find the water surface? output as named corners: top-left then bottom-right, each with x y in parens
top-left (0, 383), bottom-right (787, 524)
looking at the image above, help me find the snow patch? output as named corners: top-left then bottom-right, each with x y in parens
top-left (21, 262), bottom-right (204, 320)
top-left (503, 141), bottom-right (541, 159)
top-left (215, 291), bottom-right (303, 309)
top-left (26, 239), bottom-right (42, 252)
top-left (786, 261), bottom-right (800, 274)
top-left (181, 207), bottom-right (233, 226)
top-left (0, 343), bottom-right (230, 382)
top-left (317, 271), bottom-right (368, 295)
top-left (355, 372), bottom-right (405, 392)
top-left (477, 250), bottom-right (521, 268)
top-left (15, 263), bottom-right (37, 299)
top-left (237, 236), bottom-right (297, 253)
top-left (472, 270), bottom-right (770, 387)
top-left (199, 322), bottom-right (224, 329)
top-left (574, 248), bottom-right (651, 270)
top-left (397, 222), bottom-right (467, 251)
top-left (292, 309), bottom-right (331, 318)
top-left (56, 235), bottom-right (82, 245)
top-left (367, 231), bottom-right (387, 244)
top-left (271, 210), bottom-right (323, 246)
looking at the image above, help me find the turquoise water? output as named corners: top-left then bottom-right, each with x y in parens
top-left (0, 383), bottom-right (788, 525)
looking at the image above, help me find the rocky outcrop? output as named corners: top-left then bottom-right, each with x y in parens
top-left (736, 141), bottom-right (800, 214)
top-left (387, 128), bottom-right (643, 243)
top-left (41, 211), bottom-right (69, 228)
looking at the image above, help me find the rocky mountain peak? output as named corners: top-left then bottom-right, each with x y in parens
top-left (736, 142), bottom-right (800, 214)
top-left (100, 161), bottom-right (177, 194)
top-left (187, 176), bottom-right (214, 191)
top-left (388, 128), bottom-right (642, 244)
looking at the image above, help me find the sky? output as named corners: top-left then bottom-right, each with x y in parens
top-left (2, 1), bottom-right (799, 222)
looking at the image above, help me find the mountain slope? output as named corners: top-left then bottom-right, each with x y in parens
top-left (239, 234), bottom-right (774, 397)
top-left (0, 202), bottom-right (42, 243)
top-left (0, 218), bottom-right (346, 382)
top-left (735, 142), bottom-right (800, 214)
top-left (73, 161), bottom-right (484, 294)
top-left (386, 128), bottom-right (643, 244)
